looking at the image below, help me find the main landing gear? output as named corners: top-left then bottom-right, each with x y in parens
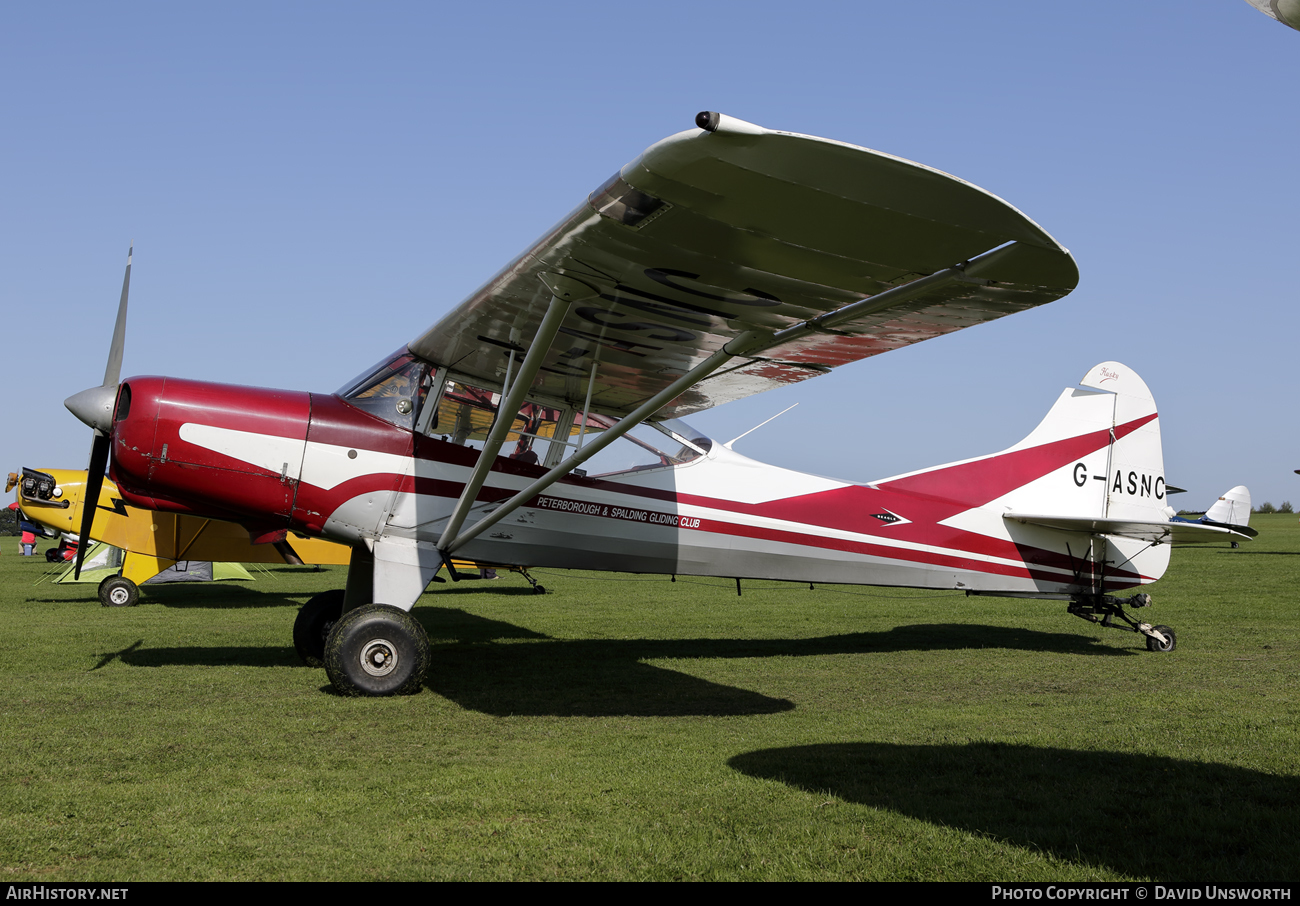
top-left (292, 590), bottom-right (345, 667)
top-left (1068, 593), bottom-right (1176, 652)
top-left (98, 575), bottom-right (139, 608)
top-left (323, 604), bottom-right (430, 697)
top-left (294, 593), bottom-right (431, 695)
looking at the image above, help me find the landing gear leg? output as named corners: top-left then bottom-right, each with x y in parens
top-left (518, 567), bottom-right (546, 595)
top-left (1068, 593), bottom-right (1175, 652)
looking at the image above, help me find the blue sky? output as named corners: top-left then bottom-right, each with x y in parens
top-left (3, 1), bottom-right (1297, 508)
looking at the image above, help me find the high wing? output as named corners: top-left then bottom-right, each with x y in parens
top-left (410, 112), bottom-right (1079, 420)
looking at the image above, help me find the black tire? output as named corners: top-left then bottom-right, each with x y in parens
top-left (1146, 625), bottom-right (1176, 653)
top-left (99, 575), bottom-right (139, 608)
top-left (293, 589), bottom-right (345, 667)
top-left (45, 548), bottom-right (61, 563)
top-left (323, 604), bottom-right (429, 697)
top-left (533, 585), bottom-right (546, 595)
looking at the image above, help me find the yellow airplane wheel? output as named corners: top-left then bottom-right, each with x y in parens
top-left (98, 575), bottom-right (139, 608)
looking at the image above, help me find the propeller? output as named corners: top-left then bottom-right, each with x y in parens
top-left (64, 245), bottom-right (132, 578)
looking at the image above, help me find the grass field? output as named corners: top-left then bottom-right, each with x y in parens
top-left (1, 517), bottom-right (1297, 881)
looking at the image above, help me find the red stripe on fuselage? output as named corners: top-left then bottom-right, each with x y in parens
top-left (297, 411), bottom-right (1157, 585)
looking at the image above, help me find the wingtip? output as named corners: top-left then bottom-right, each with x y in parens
top-left (694, 111), bottom-right (765, 136)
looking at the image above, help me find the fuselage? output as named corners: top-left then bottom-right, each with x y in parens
top-left (104, 373), bottom-right (1160, 597)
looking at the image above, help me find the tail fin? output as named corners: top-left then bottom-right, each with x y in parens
top-left (1000, 362), bottom-right (1171, 590)
top-left (1083, 362), bottom-right (1167, 522)
top-left (877, 362), bottom-right (1173, 590)
top-left (1203, 486), bottom-right (1252, 528)
top-left (995, 361), bottom-right (1167, 521)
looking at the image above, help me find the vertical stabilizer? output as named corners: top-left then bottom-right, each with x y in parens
top-left (1078, 362), bottom-right (1167, 522)
top-left (1204, 486), bottom-right (1252, 527)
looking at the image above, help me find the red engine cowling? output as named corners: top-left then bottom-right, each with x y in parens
top-left (108, 375), bottom-right (417, 540)
top-left (110, 376), bottom-right (312, 526)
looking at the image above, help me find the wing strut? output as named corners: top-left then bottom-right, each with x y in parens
top-left (435, 276), bottom-right (595, 554)
top-left (440, 260), bottom-right (976, 555)
top-left (749, 262), bottom-right (971, 356)
top-left (441, 328), bottom-right (772, 555)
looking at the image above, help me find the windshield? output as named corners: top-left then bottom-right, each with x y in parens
top-left (337, 348), bottom-right (432, 430)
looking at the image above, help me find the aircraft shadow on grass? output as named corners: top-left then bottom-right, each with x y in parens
top-left (728, 741), bottom-right (1300, 881)
top-left (101, 609), bottom-right (1130, 718)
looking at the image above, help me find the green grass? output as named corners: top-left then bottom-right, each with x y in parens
top-left (1, 519), bottom-right (1297, 881)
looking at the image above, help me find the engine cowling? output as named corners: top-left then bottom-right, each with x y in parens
top-left (110, 376), bottom-right (312, 525)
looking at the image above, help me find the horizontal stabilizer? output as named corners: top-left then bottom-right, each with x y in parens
top-left (1004, 512), bottom-right (1257, 543)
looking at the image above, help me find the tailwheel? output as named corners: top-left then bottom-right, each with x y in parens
top-left (1068, 593), bottom-right (1177, 652)
top-left (1145, 624), bottom-right (1176, 653)
top-left (293, 589), bottom-right (345, 667)
top-left (98, 575), bottom-right (139, 608)
top-left (323, 603), bottom-right (430, 697)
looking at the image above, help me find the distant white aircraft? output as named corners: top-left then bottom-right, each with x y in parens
top-left (1174, 486), bottom-right (1255, 532)
top-left (1242, 0), bottom-right (1300, 32)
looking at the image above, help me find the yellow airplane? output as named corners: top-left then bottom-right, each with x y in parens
top-left (10, 467), bottom-right (351, 606)
top-left (9, 467), bottom-right (543, 607)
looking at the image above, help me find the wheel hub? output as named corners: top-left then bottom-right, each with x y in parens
top-left (359, 639), bottom-right (399, 677)
top-left (109, 587), bottom-right (130, 605)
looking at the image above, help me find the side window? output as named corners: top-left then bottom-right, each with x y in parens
top-left (432, 379), bottom-right (563, 464)
top-left (508, 401), bottom-right (564, 465)
top-left (433, 380), bottom-right (500, 450)
top-left (570, 416), bottom-right (711, 478)
top-left (423, 375), bottom-right (714, 477)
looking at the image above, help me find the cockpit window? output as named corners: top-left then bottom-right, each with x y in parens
top-left (574, 415), bottom-right (712, 477)
top-left (432, 378), bottom-right (565, 462)
top-left (426, 369), bottom-right (714, 476)
top-left (337, 347), bottom-right (432, 430)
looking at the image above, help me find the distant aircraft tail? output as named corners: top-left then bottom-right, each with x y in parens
top-left (1202, 486), bottom-right (1252, 529)
top-left (1160, 485), bottom-right (1256, 542)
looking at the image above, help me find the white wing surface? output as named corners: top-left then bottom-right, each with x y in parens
top-left (410, 113), bottom-right (1079, 419)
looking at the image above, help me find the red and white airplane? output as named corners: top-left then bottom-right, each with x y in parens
top-left (64, 112), bottom-right (1253, 696)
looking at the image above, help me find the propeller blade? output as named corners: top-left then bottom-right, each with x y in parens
top-left (70, 244), bottom-right (134, 575)
top-left (102, 244), bottom-right (132, 388)
top-left (74, 433), bottom-right (110, 580)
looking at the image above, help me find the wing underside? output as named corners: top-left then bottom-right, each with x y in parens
top-left (411, 114), bottom-right (1079, 419)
